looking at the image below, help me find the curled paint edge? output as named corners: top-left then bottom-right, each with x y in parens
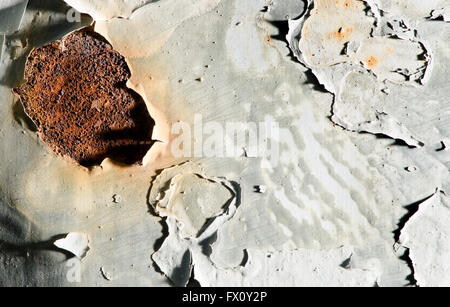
top-left (151, 171), bottom-right (240, 286)
top-left (54, 232), bottom-right (90, 259)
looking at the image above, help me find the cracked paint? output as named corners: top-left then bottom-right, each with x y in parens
top-left (154, 173), bottom-right (235, 238)
top-left (0, 0), bottom-right (450, 287)
top-left (150, 163), bottom-right (240, 286)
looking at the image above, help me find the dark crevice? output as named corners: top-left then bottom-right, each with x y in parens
top-left (393, 190), bottom-right (436, 243)
top-left (196, 187), bottom-right (236, 237)
top-left (265, 19), bottom-right (299, 64)
top-left (0, 234), bottom-right (74, 260)
top-left (304, 69), bottom-right (329, 93)
top-left (340, 253), bottom-right (352, 269)
top-left (263, 1), bottom-right (330, 95)
top-left (260, 6), bottom-right (269, 13)
top-left (267, 19), bottom-right (289, 43)
top-left (340, 41), bottom-right (349, 55)
top-left (262, 0), bottom-right (308, 64)
top-left (359, 132), bottom-right (424, 149)
top-left (393, 191), bottom-right (438, 287)
top-left (399, 248), bottom-right (418, 287)
top-left (199, 231), bottom-right (217, 258)
top-left (153, 217), bottom-right (169, 252)
top-left (186, 265), bottom-right (201, 288)
top-left (146, 162), bottom-right (192, 214)
top-left (240, 249), bottom-right (249, 267)
top-left (151, 259), bottom-right (175, 287)
top-left (436, 141), bottom-right (446, 152)
top-left (12, 96), bottom-right (38, 131)
top-left (169, 250), bottom-right (192, 287)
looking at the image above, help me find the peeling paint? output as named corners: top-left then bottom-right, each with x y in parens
top-left (430, 7), bottom-right (450, 21)
top-left (100, 266), bottom-right (112, 281)
top-left (299, 0), bottom-right (374, 67)
top-left (150, 163), bottom-right (240, 286)
top-left (355, 37), bottom-right (430, 85)
top-left (154, 173), bottom-right (235, 238)
top-left (54, 232), bottom-right (90, 259)
top-left (374, 0), bottom-right (450, 21)
top-left (1, 0), bottom-right (450, 287)
top-left (399, 191), bottom-right (450, 286)
top-left (287, 0), bottom-right (449, 150)
top-left (63, 0), bottom-right (158, 21)
top-left (0, 0), bottom-right (28, 35)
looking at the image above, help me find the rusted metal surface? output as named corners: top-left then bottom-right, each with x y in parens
top-left (13, 27), bottom-right (154, 167)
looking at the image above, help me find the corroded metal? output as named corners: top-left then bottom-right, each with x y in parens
top-left (13, 27), bottom-right (155, 166)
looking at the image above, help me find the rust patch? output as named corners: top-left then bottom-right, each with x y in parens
top-left (335, 0), bottom-right (361, 9)
top-left (331, 27), bottom-right (353, 41)
top-left (365, 55), bottom-right (379, 69)
top-left (13, 27), bottom-right (155, 167)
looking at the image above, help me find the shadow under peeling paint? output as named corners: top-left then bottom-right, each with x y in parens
top-left (0, 193), bottom-right (72, 286)
top-left (393, 190), bottom-right (437, 243)
top-left (0, 0), bottom-right (29, 35)
top-left (263, 1), bottom-right (330, 93)
top-left (392, 190), bottom-right (438, 287)
top-left (12, 96), bottom-right (37, 131)
top-left (169, 250), bottom-right (192, 287)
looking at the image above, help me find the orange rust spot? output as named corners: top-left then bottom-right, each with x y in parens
top-left (265, 34), bottom-right (272, 44)
top-left (13, 27), bottom-right (155, 167)
top-left (386, 46), bottom-right (394, 54)
top-left (365, 55), bottom-right (379, 69)
top-left (331, 27), bottom-right (353, 40)
top-left (335, 0), bottom-right (360, 9)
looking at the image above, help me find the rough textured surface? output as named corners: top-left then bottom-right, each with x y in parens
top-left (195, 247), bottom-right (378, 287)
top-left (150, 162), bottom-right (240, 286)
top-left (153, 173), bottom-right (234, 238)
top-left (13, 28), bottom-right (155, 167)
top-left (0, 0), bottom-right (450, 287)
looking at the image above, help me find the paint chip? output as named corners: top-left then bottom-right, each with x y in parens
top-left (54, 232), bottom-right (90, 259)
